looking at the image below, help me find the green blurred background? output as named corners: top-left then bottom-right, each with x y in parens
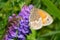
top-left (0, 0), bottom-right (60, 40)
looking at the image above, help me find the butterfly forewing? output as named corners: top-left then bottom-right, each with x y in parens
top-left (39, 9), bottom-right (53, 26)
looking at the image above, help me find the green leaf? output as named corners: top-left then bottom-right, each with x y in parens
top-left (42, 0), bottom-right (60, 19)
top-left (27, 29), bottom-right (36, 40)
top-left (40, 31), bottom-right (60, 37)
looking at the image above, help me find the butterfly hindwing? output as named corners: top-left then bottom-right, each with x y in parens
top-left (29, 7), bottom-right (43, 30)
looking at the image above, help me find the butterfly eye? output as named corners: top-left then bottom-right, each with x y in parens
top-left (47, 18), bottom-right (50, 22)
top-left (47, 18), bottom-right (49, 21)
top-left (43, 16), bottom-right (53, 26)
top-left (46, 19), bottom-right (50, 25)
top-left (47, 16), bottom-right (52, 22)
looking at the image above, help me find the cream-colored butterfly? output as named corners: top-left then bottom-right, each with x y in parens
top-left (29, 7), bottom-right (53, 30)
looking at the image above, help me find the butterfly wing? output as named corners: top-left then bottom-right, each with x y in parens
top-left (29, 7), bottom-right (43, 30)
top-left (29, 18), bottom-right (43, 30)
top-left (37, 9), bottom-right (53, 26)
top-left (29, 7), bottom-right (53, 30)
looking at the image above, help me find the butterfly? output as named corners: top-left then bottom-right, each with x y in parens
top-left (29, 7), bottom-right (53, 30)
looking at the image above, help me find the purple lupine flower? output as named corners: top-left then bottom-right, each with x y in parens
top-left (29, 4), bottom-right (34, 10)
top-left (4, 5), bottom-right (33, 40)
top-left (4, 34), bottom-right (14, 40)
top-left (17, 31), bottom-right (26, 40)
top-left (8, 26), bottom-right (17, 38)
top-left (4, 14), bottom-right (20, 40)
top-left (18, 5), bottom-right (33, 40)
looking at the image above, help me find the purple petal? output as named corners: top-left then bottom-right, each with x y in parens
top-left (29, 5), bottom-right (34, 10)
